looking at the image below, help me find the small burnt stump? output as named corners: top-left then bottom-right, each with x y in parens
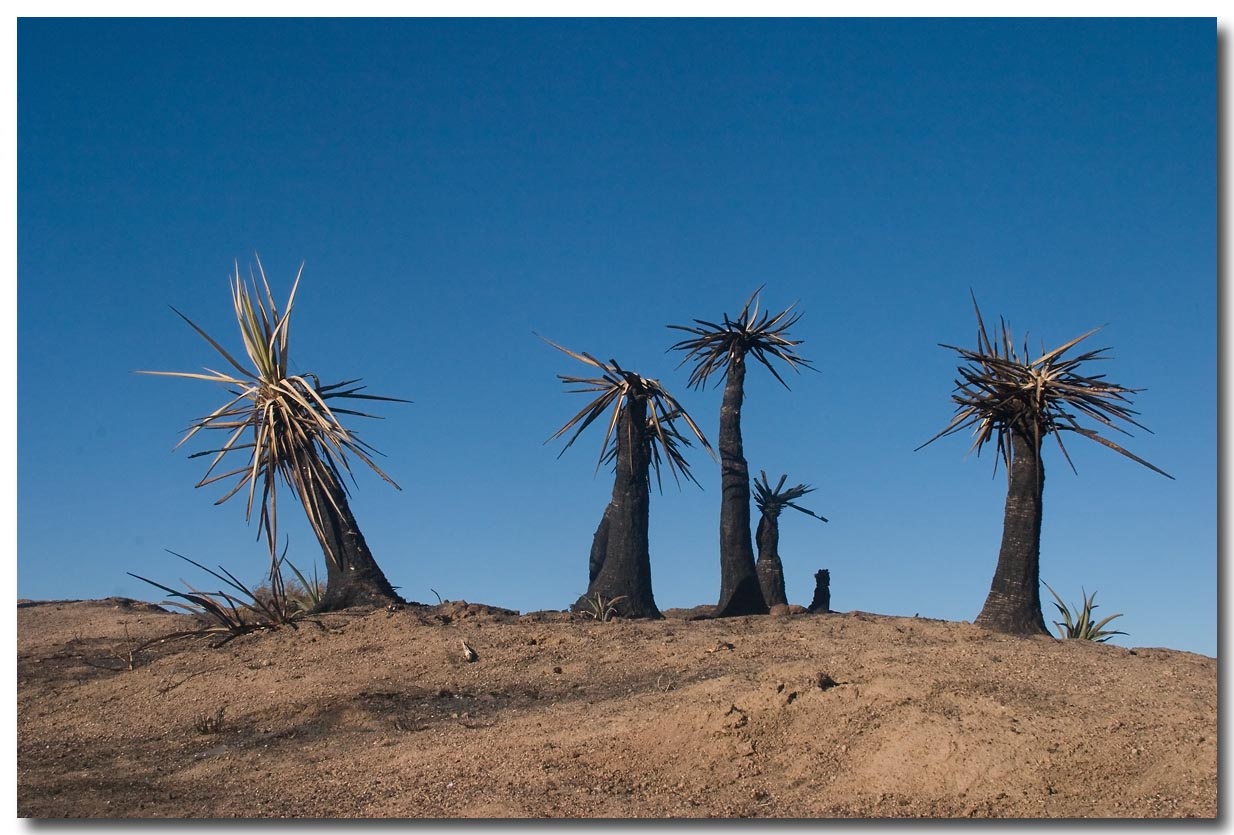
top-left (808, 569), bottom-right (831, 614)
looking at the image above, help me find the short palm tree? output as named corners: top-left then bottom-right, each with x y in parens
top-left (543, 336), bottom-right (712, 619)
top-left (752, 471), bottom-right (828, 608)
top-left (668, 287), bottom-right (815, 617)
top-left (918, 295), bottom-right (1172, 635)
top-left (140, 258), bottom-right (407, 611)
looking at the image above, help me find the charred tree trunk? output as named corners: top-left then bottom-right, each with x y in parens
top-left (304, 469), bottom-right (403, 612)
top-left (574, 397), bottom-right (661, 619)
top-left (974, 429), bottom-right (1049, 635)
top-left (588, 512), bottom-right (610, 585)
top-left (754, 509), bottom-right (788, 608)
top-left (715, 354), bottom-right (768, 617)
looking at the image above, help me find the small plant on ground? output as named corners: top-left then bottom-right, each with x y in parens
top-left (129, 549), bottom-right (314, 646)
top-left (82, 623), bottom-right (146, 672)
top-left (578, 592), bottom-right (627, 622)
top-left (252, 556), bottom-right (325, 616)
top-left (193, 707), bottom-right (226, 735)
top-left (1043, 581), bottom-right (1128, 642)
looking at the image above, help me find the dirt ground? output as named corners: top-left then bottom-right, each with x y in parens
top-left (16, 597), bottom-right (1216, 819)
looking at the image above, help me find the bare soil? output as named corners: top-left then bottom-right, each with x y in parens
top-left (16, 598), bottom-right (1216, 819)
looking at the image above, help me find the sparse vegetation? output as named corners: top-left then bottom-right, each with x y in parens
top-left (82, 623), bottom-right (146, 672)
top-left (578, 592), bottom-right (627, 622)
top-left (252, 557), bottom-right (325, 616)
top-left (1044, 582), bottom-right (1128, 643)
top-left (124, 271), bottom-right (1168, 652)
top-left (128, 550), bottom-right (311, 645)
top-left (192, 706), bottom-right (226, 735)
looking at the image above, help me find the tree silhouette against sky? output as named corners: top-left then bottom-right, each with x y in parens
top-left (543, 337), bottom-right (712, 619)
top-left (141, 258), bottom-right (407, 611)
top-left (752, 471), bottom-right (828, 609)
top-left (919, 294), bottom-right (1173, 635)
top-left (669, 288), bottom-right (815, 617)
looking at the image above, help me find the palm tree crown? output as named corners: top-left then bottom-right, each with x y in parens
top-left (917, 294), bottom-right (1172, 480)
top-left (140, 258), bottom-right (408, 560)
top-left (541, 336), bottom-right (713, 488)
top-left (752, 471), bottom-right (829, 522)
top-left (668, 286), bottom-right (814, 388)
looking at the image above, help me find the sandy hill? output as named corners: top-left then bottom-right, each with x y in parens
top-left (16, 598), bottom-right (1216, 818)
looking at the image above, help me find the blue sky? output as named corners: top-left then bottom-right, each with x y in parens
top-left (16, 18), bottom-right (1216, 656)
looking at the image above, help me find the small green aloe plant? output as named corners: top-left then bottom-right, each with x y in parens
top-left (1043, 582), bottom-right (1128, 643)
top-left (579, 592), bottom-right (627, 622)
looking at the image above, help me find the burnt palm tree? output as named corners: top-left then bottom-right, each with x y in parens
top-left (543, 336), bottom-right (712, 619)
top-left (140, 258), bottom-right (407, 611)
top-left (752, 471), bottom-right (828, 608)
top-left (669, 288), bottom-right (815, 617)
top-left (918, 295), bottom-right (1172, 635)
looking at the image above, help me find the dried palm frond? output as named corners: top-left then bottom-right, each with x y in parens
top-left (540, 335), bottom-right (713, 491)
top-left (127, 550), bottom-right (300, 645)
top-left (917, 292), bottom-right (1172, 480)
top-left (752, 471), bottom-right (828, 522)
top-left (668, 286), bottom-right (816, 389)
top-left (139, 257), bottom-right (409, 564)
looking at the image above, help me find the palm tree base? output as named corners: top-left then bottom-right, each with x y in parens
top-left (571, 593), bottom-right (662, 620)
top-left (715, 576), bottom-right (769, 618)
top-left (315, 567), bottom-right (404, 612)
top-left (755, 555), bottom-right (788, 609)
top-left (974, 598), bottom-right (1050, 636)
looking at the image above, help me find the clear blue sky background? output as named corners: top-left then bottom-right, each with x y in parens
top-left (17, 18), bottom-right (1216, 656)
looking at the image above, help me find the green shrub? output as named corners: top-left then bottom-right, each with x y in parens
top-left (1043, 582), bottom-right (1128, 643)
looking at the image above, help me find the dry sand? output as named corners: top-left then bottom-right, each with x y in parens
top-left (16, 597), bottom-right (1216, 818)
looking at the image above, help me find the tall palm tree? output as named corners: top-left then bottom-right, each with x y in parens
top-left (543, 336), bottom-right (712, 619)
top-left (668, 288), bottom-right (815, 617)
top-left (752, 471), bottom-right (828, 608)
top-left (140, 258), bottom-right (408, 611)
top-left (918, 294), bottom-right (1172, 635)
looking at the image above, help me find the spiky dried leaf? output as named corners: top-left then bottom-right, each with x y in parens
top-left (138, 257), bottom-right (409, 565)
top-left (540, 334), bottom-right (713, 492)
top-left (668, 286), bottom-right (816, 390)
top-left (752, 470), bottom-right (828, 522)
top-left (917, 293), bottom-right (1172, 481)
